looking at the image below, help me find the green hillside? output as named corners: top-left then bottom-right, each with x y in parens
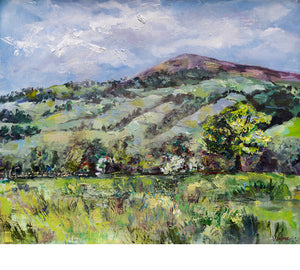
top-left (266, 117), bottom-right (300, 138)
top-left (0, 63), bottom-right (299, 178)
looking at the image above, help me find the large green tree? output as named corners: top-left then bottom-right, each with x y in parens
top-left (202, 102), bottom-right (272, 171)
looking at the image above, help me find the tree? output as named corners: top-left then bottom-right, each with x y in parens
top-left (30, 147), bottom-right (49, 174)
top-left (14, 109), bottom-right (32, 123)
top-left (202, 101), bottom-right (272, 171)
top-left (10, 125), bottom-right (25, 140)
top-left (24, 125), bottom-right (41, 136)
top-left (0, 126), bottom-right (9, 138)
top-left (268, 136), bottom-right (300, 174)
top-left (65, 101), bottom-right (73, 111)
top-left (80, 139), bottom-right (107, 176)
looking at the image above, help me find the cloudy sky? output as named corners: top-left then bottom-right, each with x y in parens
top-left (0, 0), bottom-right (299, 93)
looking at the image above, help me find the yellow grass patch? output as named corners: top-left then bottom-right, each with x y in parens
top-left (131, 99), bottom-right (145, 107)
top-left (183, 120), bottom-right (198, 128)
top-left (42, 131), bottom-right (71, 144)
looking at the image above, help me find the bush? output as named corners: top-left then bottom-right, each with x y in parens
top-left (10, 125), bottom-right (25, 140)
top-left (0, 109), bottom-right (32, 123)
top-left (161, 155), bottom-right (185, 174)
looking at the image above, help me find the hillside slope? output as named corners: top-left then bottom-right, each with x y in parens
top-left (0, 54), bottom-right (299, 176)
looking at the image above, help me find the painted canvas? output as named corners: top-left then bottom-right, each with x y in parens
top-left (0, 0), bottom-right (299, 244)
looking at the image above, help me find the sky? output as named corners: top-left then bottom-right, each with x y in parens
top-left (0, 0), bottom-right (299, 93)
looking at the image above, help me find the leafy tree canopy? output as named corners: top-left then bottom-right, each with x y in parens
top-left (202, 102), bottom-right (272, 160)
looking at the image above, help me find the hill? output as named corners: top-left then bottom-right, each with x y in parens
top-left (0, 54), bottom-right (299, 178)
top-left (136, 53), bottom-right (300, 83)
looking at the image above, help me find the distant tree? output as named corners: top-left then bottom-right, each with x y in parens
top-left (112, 140), bottom-right (132, 165)
top-left (51, 150), bottom-right (60, 169)
top-left (73, 83), bottom-right (81, 91)
top-left (30, 147), bottom-right (49, 173)
top-left (268, 136), bottom-right (300, 174)
top-left (65, 101), bottom-right (73, 111)
top-left (202, 101), bottom-right (272, 171)
top-left (0, 125), bottom-right (40, 141)
top-left (0, 126), bottom-right (9, 138)
top-left (0, 109), bottom-right (14, 122)
top-left (10, 125), bottom-right (25, 140)
top-left (0, 109), bottom-right (32, 123)
top-left (80, 139), bottom-right (107, 176)
top-left (24, 125), bottom-right (40, 136)
top-left (14, 109), bottom-right (32, 123)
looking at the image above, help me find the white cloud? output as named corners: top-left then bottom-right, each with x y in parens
top-left (253, 3), bottom-right (291, 23)
top-left (0, 0), bottom-right (299, 92)
top-left (259, 27), bottom-right (300, 53)
top-left (1, 0), bottom-right (184, 78)
top-left (1, 36), bottom-right (39, 56)
top-left (150, 17), bottom-right (255, 58)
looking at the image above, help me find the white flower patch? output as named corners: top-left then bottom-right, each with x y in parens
top-left (96, 157), bottom-right (110, 176)
top-left (161, 155), bottom-right (185, 175)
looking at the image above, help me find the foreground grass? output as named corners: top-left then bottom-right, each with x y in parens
top-left (0, 173), bottom-right (299, 244)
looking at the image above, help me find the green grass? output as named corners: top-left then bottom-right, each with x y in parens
top-left (286, 118), bottom-right (300, 137)
top-left (1, 173), bottom-right (299, 244)
top-left (266, 117), bottom-right (300, 138)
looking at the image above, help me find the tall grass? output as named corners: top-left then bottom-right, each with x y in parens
top-left (0, 173), bottom-right (299, 244)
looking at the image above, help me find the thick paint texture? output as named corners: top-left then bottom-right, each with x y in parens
top-left (0, 0), bottom-right (299, 244)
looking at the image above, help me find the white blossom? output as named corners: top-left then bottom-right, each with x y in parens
top-left (161, 155), bottom-right (185, 175)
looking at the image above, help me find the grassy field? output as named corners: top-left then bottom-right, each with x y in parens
top-left (0, 173), bottom-right (300, 244)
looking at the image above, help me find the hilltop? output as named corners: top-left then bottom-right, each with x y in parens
top-left (136, 53), bottom-right (300, 82)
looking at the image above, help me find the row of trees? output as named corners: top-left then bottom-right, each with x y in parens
top-left (127, 68), bottom-right (213, 90)
top-left (0, 109), bottom-right (32, 123)
top-left (1, 133), bottom-right (299, 180)
top-left (0, 125), bottom-right (41, 141)
top-left (0, 100), bottom-right (299, 178)
top-left (0, 67), bottom-right (214, 105)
